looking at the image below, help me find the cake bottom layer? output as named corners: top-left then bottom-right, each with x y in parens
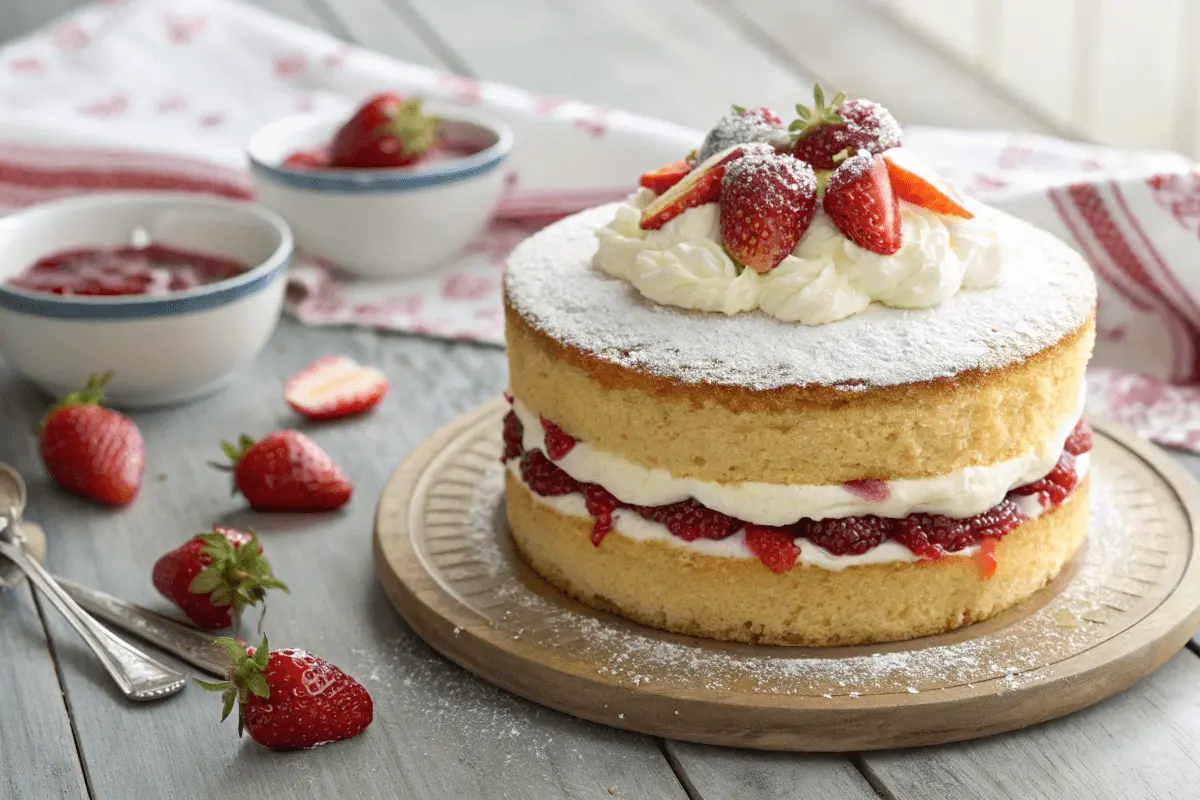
top-left (506, 472), bottom-right (1090, 646)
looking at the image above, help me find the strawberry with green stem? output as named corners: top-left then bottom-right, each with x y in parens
top-left (212, 431), bottom-right (352, 512)
top-left (152, 527), bottom-right (288, 630)
top-left (199, 635), bottom-right (375, 750)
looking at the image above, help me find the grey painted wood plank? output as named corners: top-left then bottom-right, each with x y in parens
top-left (0, 585), bottom-right (88, 799)
top-left (5, 322), bottom-right (687, 800)
top-left (403, 0), bottom-right (816, 131)
top-left (862, 650), bottom-right (1200, 799)
top-left (707, 0), bottom-right (1060, 133)
top-left (666, 741), bottom-right (878, 800)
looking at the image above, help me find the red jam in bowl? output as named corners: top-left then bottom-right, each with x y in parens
top-left (8, 244), bottom-right (248, 297)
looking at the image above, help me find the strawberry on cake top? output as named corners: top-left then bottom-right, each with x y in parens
top-left (596, 86), bottom-right (1000, 325)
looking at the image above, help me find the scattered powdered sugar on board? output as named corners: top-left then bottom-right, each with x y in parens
top-left (451, 449), bottom-right (1167, 698)
top-left (504, 205), bottom-right (1096, 390)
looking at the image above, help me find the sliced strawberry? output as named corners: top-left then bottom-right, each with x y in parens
top-left (282, 149), bottom-right (329, 169)
top-left (285, 355), bottom-right (388, 421)
top-left (639, 142), bottom-right (771, 231)
top-left (823, 150), bottom-right (902, 255)
top-left (639, 160), bottom-right (692, 195)
top-left (540, 417), bottom-right (576, 460)
top-left (975, 536), bottom-right (999, 580)
top-left (884, 156), bottom-right (973, 219)
top-left (720, 151), bottom-right (817, 272)
top-left (744, 525), bottom-right (800, 573)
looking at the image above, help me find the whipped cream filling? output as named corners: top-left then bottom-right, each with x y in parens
top-left (513, 386), bottom-right (1085, 525)
top-left (594, 177), bottom-right (1003, 326)
top-left (508, 453), bottom-right (1090, 571)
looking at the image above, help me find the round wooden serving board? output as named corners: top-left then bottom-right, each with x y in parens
top-left (374, 398), bottom-right (1200, 751)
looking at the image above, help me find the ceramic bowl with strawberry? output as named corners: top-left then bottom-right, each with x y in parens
top-left (247, 93), bottom-right (513, 279)
top-left (0, 192), bottom-right (292, 407)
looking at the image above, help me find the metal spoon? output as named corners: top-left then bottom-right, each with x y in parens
top-left (0, 464), bottom-right (186, 701)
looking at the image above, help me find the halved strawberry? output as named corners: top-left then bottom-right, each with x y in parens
top-left (639, 160), bottom-right (692, 195)
top-left (695, 105), bottom-right (786, 163)
top-left (639, 143), bottom-right (771, 231)
top-left (285, 356), bottom-right (388, 421)
top-left (823, 150), bottom-right (902, 255)
top-left (720, 151), bottom-right (816, 272)
top-left (884, 155), bottom-right (973, 219)
top-left (744, 525), bottom-right (800, 573)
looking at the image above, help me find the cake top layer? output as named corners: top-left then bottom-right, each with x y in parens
top-left (504, 204), bottom-right (1096, 391)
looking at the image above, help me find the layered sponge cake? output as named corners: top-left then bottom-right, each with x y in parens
top-left (501, 89), bottom-right (1096, 646)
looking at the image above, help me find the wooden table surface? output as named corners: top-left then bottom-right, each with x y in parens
top-left (3, 2), bottom-right (1200, 798)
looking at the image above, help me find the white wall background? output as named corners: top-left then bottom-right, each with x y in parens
top-left (871, 0), bottom-right (1200, 158)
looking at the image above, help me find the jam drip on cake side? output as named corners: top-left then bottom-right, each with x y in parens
top-left (501, 406), bottom-right (1092, 575)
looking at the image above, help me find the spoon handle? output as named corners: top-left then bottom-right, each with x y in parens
top-left (0, 538), bottom-right (186, 701)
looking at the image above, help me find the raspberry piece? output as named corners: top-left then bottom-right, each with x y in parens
top-left (519, 451), bottom-right (579, 497)
top-left (501, 411), bottom-right (523, 462)
top-left (583, 484), bottom-right (621, 547)
top-left (638, 500), bottom-right (741, 541)
top-left (1011, 453), bottom-right (1078, 507)
top-left (898, 498), bottom-right (1025, 557)
top-left (1064, 419), bottom-right (1093, 456)
top-left (799, 515), bottom-right (892, 555)
top-left (843, 479), bottom-right (888, 503)
top-left (744, 525), bottom-right (800, 573)
top-left (540, 417), bottom-right (576, 460)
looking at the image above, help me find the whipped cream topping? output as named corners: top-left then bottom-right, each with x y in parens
top-left (595, 184), bottom-right (1003, 326)
top-left (508, 453), bottom-right (1090, 571)
top-left (513, 385), bottom-right (1084, 525)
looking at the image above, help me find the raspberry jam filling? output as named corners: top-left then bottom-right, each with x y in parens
top-left (503, 406), bottom-right (1092, 574)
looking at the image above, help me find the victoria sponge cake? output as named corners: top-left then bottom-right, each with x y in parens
top-left (500, 87), bottom-right (1096, 646)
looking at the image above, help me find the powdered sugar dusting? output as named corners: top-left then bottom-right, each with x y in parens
top-left (505, 205), bottom-right (1095, 390)
top-left (695, 111), bottom-right (788, 163)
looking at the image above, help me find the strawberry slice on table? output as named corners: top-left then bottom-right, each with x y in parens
top-left (640, 142), bottom-right (773, 231)
top-left (39, 373), bottom-right (144, 506)
top-left (199, 635), bottom-right (374, 750)
top-left (787, 84), bottom-right (902, 169)
top-left (883, 155), bottom-right (973, 219)
top-left (213, 431), bottom-right (352, 512)
top-left (720, 151), bottom-right (817, 272)
top-left (823, 150), bottom-right (902, 255)
top-left (328, 93), bottom-right (438, 169)
top-left (285, 355), bottom-right (389, 421)
top-left (639, 159), bottom-right (692, 195)
top-left (152, 527), bottom-right (288, 630)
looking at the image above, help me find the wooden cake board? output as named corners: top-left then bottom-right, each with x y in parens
top-left (374, 398), bottom-right (1200, 751)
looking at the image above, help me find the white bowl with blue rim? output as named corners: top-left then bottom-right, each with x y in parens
top-left (247, 106), bottom-right (512, 279)
top-left (0, 193), bottom-right (292, 408)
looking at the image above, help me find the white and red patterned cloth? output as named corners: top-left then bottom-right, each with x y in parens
top-left (2, 0), bottom-right (1200, 451)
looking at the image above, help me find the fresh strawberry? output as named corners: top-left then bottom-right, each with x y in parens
top-left (328, 93), bottom-right (437, 169)
top-left (744, 525), bottom-right (800, 573)
top-left (1064, 419), bottom-right (1093, 456)
top-left (39, 373), bottom-right (144, 506)
top-left (883, 156), bottom-right (973, 219)
top-left (640, 142), bottom-right (772, 230)
top-left (695, 105), bottom-right (785, 163)
top-left (788, 84), bottom-right (901, 169)
top-left (540, 418), bottom-right (576, 460)
top-left (639, 160), bottom-right (692, 195)
top-left (213, 431), bottom-right (352, 512)
top-left (200, 635), bottom-right (373, 750)
top-left (152, 527), bottom-right (287, 630)
top-left (823, 150), bottom-right (902, 254)
top-left (285, 355), bottom-right (389, 421)
top-left (281, 149), bottom-right (329, 169)
top-left (720, 151), bottom-right (817, 272)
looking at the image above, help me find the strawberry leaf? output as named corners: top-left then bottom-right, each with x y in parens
top-left (189, 567), bottom-right (224, 595)
top-left (196, 679), bottom-right (232, 692)
top-left (245, 672), bottom-right (270, 700)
